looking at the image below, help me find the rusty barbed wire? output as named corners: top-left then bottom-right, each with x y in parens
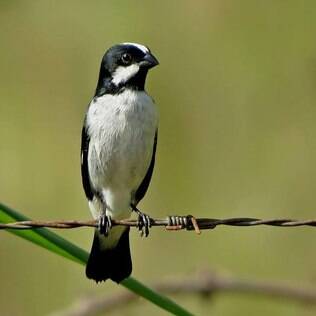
top-left (0, 216), bottom-right (316, 233)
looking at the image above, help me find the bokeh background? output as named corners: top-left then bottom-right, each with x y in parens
top-left (1, 1), bottom-right (316, 315)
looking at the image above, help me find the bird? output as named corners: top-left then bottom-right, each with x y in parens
top-left (81, 43), bottom-right (159, 283)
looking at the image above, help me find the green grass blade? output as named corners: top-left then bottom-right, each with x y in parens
top-left (0, 203), bottom-right (88, 264)
top-left (0, 202), bottom-right (193, 316)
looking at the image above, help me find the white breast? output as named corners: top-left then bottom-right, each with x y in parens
top-left (86, 89), bottom-right (158, 220)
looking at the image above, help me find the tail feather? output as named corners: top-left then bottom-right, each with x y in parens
top-left (86, 227), bottom-right (132, 283)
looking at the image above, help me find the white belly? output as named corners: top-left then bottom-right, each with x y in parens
top-left (86, 89), bottom-right (158, 220)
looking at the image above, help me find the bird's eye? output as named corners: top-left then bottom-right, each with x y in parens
top-left (121, 53), bottom-right (132, 65)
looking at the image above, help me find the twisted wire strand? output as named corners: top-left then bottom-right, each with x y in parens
top-left (0, 216), bottom-right (316, 232)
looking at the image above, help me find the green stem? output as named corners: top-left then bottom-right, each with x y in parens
top-left (0, 202), bottom-right (193, 316)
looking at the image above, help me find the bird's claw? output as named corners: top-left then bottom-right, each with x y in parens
top-left (137, 212), bottom-right (152, 237)
top-left (98, 214), bottom-right (112, 236)
top-left (130, 204), bottom-right (152, 237)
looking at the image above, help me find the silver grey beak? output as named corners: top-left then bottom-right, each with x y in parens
top-left (140, 53), bottom-right (159, 68)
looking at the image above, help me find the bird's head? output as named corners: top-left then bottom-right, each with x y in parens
top-left (95, 43), bottom-right (159, 96)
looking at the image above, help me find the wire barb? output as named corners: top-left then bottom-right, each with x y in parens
top-left (0, 216), bottom-right (316, 230)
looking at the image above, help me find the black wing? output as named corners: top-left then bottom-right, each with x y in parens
top-left (134, 131), bottom-right (158, 205)
top-left (81, 119), bottom-right (94, 201)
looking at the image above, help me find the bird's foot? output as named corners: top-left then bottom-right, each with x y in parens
top-left (98, 214), bottom-right (112, 236)
top-left (131, 204), bottom-right (152, 237)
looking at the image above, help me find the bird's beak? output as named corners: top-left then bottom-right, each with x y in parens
top-left (139, 53), bottom-right (159, 69)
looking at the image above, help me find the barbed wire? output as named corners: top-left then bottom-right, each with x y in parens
top-left (1, 215), bottom-right (316, 234)
top-left (50, 269), bottom-right (316, 316)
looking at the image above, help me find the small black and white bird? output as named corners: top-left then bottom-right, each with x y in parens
top-left (81, 43), bottom-right (159, 283)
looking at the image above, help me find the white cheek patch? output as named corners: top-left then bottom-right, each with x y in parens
top-left (122, 42), bottom-right (149, 54)
top-left (112, 64), bottom-right (140, 86)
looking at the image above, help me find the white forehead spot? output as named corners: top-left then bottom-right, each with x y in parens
top-left (112, 64), bottom-right (140, 85)
top-left (122, 42), bottom-right (149, 54)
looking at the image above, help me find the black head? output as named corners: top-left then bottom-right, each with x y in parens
top-left (95, 43), bottom-right (159, 96)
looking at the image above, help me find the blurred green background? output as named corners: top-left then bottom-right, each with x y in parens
top-left (1, 1), bottom-right (316, 315)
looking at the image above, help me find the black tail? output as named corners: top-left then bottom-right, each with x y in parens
top-left (86, 227), bottom-right (132, 283)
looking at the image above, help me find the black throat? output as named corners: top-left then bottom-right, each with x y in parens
top-left (94, 67), bottom-right (148, 97)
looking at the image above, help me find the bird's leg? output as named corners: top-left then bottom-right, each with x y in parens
top-left (130, 204), bottom-right (152, 237)
top-left (98, 197), bottom-right (112, 236)
top-left (98, 214), bottom-right (112, 236)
